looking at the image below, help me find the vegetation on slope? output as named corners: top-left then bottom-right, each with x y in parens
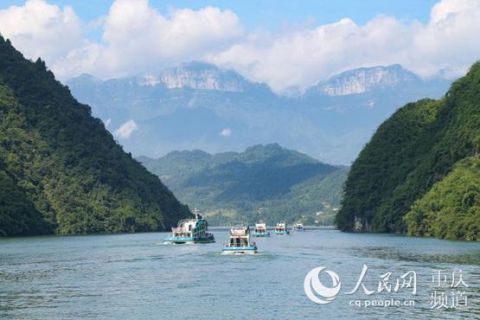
top-left (140, 144), bottom-right (347, 225)
top-left (337, 61), bottom-right (480, 240)
top-left (0, 36), bottom-right (190, 236)
top-left (405, 156), bottom-right (480, 240)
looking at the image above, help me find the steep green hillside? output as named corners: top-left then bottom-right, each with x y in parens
top-left (139, 144), bottom-right (347, 225)
top-left (337, 62), bottom-right (480, 240)
top-left (0, 36), bottom-right (190, 236)
top-left (405, 156), bottom-right (480, 240)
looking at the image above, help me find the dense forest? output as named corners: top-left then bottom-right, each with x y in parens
top-left (337, 62), bottom-right (480, 240)
top-left (0, 36), bottom-right (190, 236)
top-left (139, 144), bottom-right (347, 225)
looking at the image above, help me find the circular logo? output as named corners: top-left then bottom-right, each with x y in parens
top-left (304, 267), bottom-right (341, 304)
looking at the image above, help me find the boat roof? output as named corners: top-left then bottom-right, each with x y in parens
top-left (230, 225), bottom-right (249, 236)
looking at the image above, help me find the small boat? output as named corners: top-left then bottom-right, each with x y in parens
top-left (253, 223), bottom-right (270, 237)
top-left (222, 225), bottom-right (258, 255)
top-left (274, 222), bottom-right (290, 235)
top-left (292, 223), bottom-right (305, 231)
top-left (164, 209), bottom-right (215, 244)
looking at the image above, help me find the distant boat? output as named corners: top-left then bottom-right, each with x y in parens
top-left (253, 223), bottom-right (270, 237)
top-left (274, 222), bottom-right (290, 235)
top-left (164, 209), bottom-right (215, 244)
top-left (222, 225), bottom-right (258, 255)
top-left (292, 223), bottom-right (305, 232)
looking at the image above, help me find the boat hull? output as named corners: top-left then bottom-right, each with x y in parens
top-left (274, 230), bottom-right (290, 235)
top-left (164, 234), bottom-right (215, 244)
top-left (253, 232), bottom-right (270, 237)
top-left (222, 246), bottom-right (258, 255)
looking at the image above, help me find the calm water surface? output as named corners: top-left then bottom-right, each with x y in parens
top-left (1, 229), bottom-right (479, 320)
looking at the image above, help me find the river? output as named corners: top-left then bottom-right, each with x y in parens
top-left (1, 229), bottom-right (479, 319)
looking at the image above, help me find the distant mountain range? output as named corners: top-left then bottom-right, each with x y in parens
top-left (67, 62), bottom-right (451, 164)
top-left (155, 61), bottom-right (264, 92)
top-left (311, 64), bottom-right (433, 96)
top-left (138, 144), bottom-right (348, 225)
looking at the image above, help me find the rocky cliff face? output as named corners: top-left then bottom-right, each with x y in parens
top-left (315, 65), bottom-right (422, 96)
top-left (144, 62), bottom-right (252, 92)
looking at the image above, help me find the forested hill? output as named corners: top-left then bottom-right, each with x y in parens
top-left (336, 62), bottom-right (480, 241)
top-left (139, 144), bottom-right (348, 225)
top-left (0, 36), bottom-right (190, 236)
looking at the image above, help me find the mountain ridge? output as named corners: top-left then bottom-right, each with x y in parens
top-left (311, 64), bottom-right (421, 96)
top-left (139, 144), bottom-right (348, 225)
top-left (336, 61), bottom-right (480, 240)
top-left (67, 62), bottom-right (451, 165)
top-left (157, 61), bottom-right (264, 92)
top-left (0, 36), bottom-right (190, 236)
top-left (70, 63), bottom-right (446, 97)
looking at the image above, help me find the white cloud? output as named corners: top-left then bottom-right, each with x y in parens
top-left (220, 128), bottom-right (232, 137)
top-left (0, 0), bottom-right (83, 63)
top-left (53, 0), bottom-right (243, 79)
top-left (114, 120), bottom-right (138, 139)
top-left (1, 0), bottom-right (480, 92)
top-left (104, 118), bottom-right (112, 128)
top-left (209, 0), bottom-right (480, 91)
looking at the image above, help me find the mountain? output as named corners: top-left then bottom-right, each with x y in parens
top-left (336, 62), bottom-right (480, 241)
top-left (67, 63), bottom-right (450, 165)
top-left (138, 144), bottom-right (348, 225)
top-left (311, 64), bottom-right (423, 96)
top-left (157, 61), bottom-right (267, 92)
top-left (0, 36), bottom-right (190, 236)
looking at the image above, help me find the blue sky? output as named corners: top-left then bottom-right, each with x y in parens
top-left (0, 0), bottom-right (479, 92)
top-left (2, 0), bottom-right (439, 30)
top-left (29, 0), bottom-right (438, 45)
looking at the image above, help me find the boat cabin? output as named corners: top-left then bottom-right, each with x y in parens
top-left (255, 223), bottom-right (267, 233)
top-left (228, 226), bottom-right (253, 247)
top-left (275, 223), bottom-right (287, 232)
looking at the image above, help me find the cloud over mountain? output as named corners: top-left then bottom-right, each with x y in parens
top-left (210, 0), bottom-right (480, 91)
top-left (1, 0), bottom-right (480, 92)
top-left (114, 119), bottom-right (138, 139)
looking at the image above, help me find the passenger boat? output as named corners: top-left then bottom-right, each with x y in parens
top-left (222, 225), bottom-right (258, 255)
top-left (292, 223), bottom-right (305, 231)
top-left (164, 209), bottom-right (215, 244)
top-left (274, 222), bottom-right (290, 235)
top-left (253, 223), bottom-right (270, 237)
